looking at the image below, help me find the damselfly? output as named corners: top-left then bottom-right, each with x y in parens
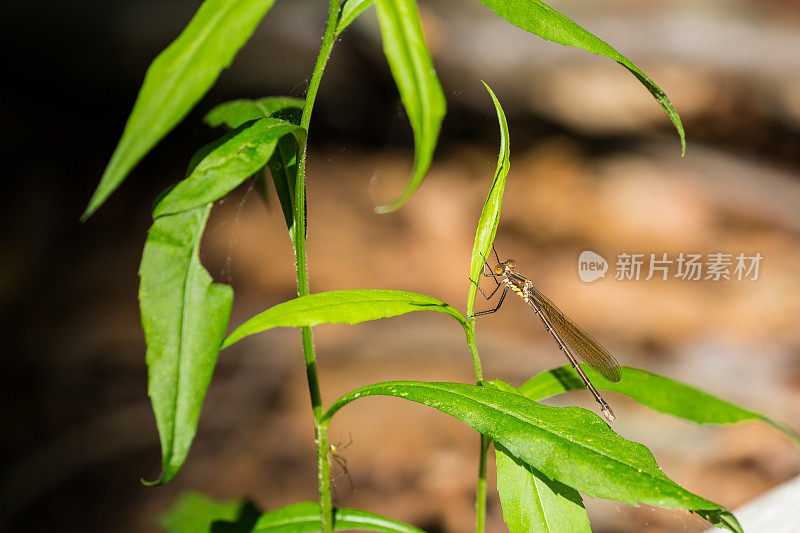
top-left (473, 247), bottom-right (621, 422)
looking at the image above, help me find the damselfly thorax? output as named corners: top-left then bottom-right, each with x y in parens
top-left (474, 250), bottom-right (621, 422)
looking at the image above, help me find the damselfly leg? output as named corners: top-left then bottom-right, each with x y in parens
top-left (472, 246), bottom-right (513, 315)
top-left (473, 285), bottom-right (508, 317)
top-left (468, 250), bottom-right (504, 302)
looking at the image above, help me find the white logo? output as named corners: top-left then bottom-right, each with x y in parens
top-left (578, 251), bottom-right (608, 283)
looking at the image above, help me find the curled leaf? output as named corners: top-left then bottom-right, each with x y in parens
top-left (466, 82), bottom-right (510, 317)
top-left (476, 0), bottom-right (684, 154)
top-left (374, 0), bottom-right (446, 213)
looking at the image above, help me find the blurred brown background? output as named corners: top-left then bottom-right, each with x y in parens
top-left (2, 0), bottom-right (800, 531)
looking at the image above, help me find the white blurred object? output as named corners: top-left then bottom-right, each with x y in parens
top-left (705, 476), bottom-right (800, 533)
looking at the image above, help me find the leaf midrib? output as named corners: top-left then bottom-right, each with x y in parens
top-left (531, 473), bottom-right (552, 532)
top-left (167, 208), bottom-right (208, 469)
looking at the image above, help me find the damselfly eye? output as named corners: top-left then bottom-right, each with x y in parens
top-left (507, 259), bottom-right (516, 268)
top-left (494, 265), bottom-right (504, 275)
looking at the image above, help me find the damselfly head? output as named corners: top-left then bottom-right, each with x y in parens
top-left (494, 259), bottom-right (516, 275)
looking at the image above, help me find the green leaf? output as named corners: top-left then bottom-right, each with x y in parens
top-left (496, 444), bottom-right (591, 533)
top-left (466, 82), bottom-right (510, 317)
top-left (476, 0), bottom-right (685, 155)
top-left (324, 381), bottom-right (741, 532)
top-left (373, 0), bottom-right (446, 213)
top-left (204, 96), bottom-right (305, 129)
top-left (203, 96), bottom-right (305, 238)
top-left (267, 134), bottom-right (301, 236)
top-left (84, 0), bottom-right (277, 220)
top-left (492, 381), bottom-right (591, 533)
top-left (336, 0), bottom-right (375, 36)
top-left (223, 289), bottom-right (466, 349)
top-left (519, 365), bottom-right (800, 449)
top-left (139, 205), bottom-right (233, 485)
top-left (159, 493), bottom-right (425, 533)
top-left (253, 502), bottom-right (425, 532)
top-left (159, 491), bottom-right (259, 533)
top-left (152, 118), bottom-right (305, 218)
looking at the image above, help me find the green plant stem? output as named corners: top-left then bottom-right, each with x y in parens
top-left (293, 1), bottom-right (340, 532)
top-left (465, 321), bottom-right (484, 382)
top-left (476, 434), bottom-right (491, 532)
top-left (465, 318), bottom-right (488, 532)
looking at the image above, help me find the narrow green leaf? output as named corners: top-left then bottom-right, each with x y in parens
top-left (84, 0), bottom-right (277, 220)
top-left (476, 0), bottom-right (685, 155)
top-left (519, 365), bottom-right (800, 449)
top-left (267, 134), bottom-right (301, 235)
top-left (203, 96), bottom-right (305, 238)
top-left (324, 381), bottom-right (741, 532)
top-left (223, 290), bottom-right (466, 349)
top-left (160, 493), bottom-right (425, 533)
top-left (466, 82), bottom-right (510, 317)
top-left (336, 0), bottom-right (375, 36)
top-left (139, 205), bottom-right (233, 485)
top-left (492, 380), bottom-right (591, 533)
top-left (204, 96), bottom-right (305, 129)
top-left (373, 0), bottom-right (446, 213)
top-left (152, 118), bottom-right (305, 218)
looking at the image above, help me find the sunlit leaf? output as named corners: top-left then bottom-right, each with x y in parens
top-left (223, 290), bottom-right (467, 348)
top-left (140, 205), bottom-right (233, 485)
top-left (160, 493), bottom-right (425, 533)
top-left (336, 0), bottom-right (375, 35)
top-left (84, 0), bottom-right (277, 219)
top-left (203, 96), bottom-right (305, 239)
top-left (152, 118), bottom-right (305, 218)
top-left (324, 381), bottom-right (741, 532)
top-left (204, 96), bottom-right (305, 129)
top-left (476, 0), bottom-right (684, 154)
top-left (466, 82), bottom-right (509, 317)
top-left (492, 380), bottom-right (591, 533)
top-left (374, 0), bottom-right (446, 213)
top-left (253, 501), bottom-right (425, 532)
top-left (520, 365), bottom-right (800, 448)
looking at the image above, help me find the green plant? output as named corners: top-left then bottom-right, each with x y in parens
top-left (85, 1), bottom-right (798, 531)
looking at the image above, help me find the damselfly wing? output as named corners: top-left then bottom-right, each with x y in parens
top-left (528, 285), bottom-right (621, 383)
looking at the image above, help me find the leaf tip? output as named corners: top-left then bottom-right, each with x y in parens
top-left (140, 475), bottom-right (165, 487)
top-left (220, 335), bottom-right (235, 350)
top-left (480, 80), bottom-right (496, 99)
top-left (374, 202), bottom-right (399, 215)
top-left (81, 193), bottom-right (104, 222)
